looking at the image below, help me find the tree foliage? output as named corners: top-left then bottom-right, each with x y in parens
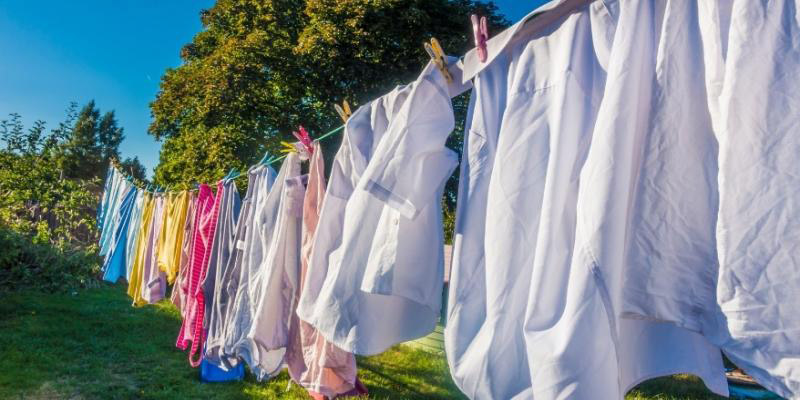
top-left (57, 101), bottom-right (126, 181)
top-left (149, 0), bottom-right (508, 190)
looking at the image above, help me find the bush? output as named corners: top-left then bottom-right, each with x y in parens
top-left (0, 226), bottom-right (100, 294)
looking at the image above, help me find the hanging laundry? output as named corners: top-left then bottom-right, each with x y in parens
top-left (141, 194), bottom-right (168, 304)
top-left (288, 141), bottom-right (365, 399)
top-left (125, 190), bottom-right (145, 282)
top-left (614, 0), bottom-right (800, 397)
top-left (157, 191), bottom-right (191, 284)
top-left (447, 1), bottom-right (729, 398)
top-left (98, 167), bottom-right (129, 256)
top-left (176, 183), bottom-right (221, 367)
top-left (101, 186), bottom-right (138, 283)
top-left (203, 179), bottom-right (242, 367)
top-left (128, 192), bottom-right (156, 306)
top-left (298, 59), bottom-right (468, 356)
top-left (172, 191), bottom-right (198, 312)
top-left (219, 165), bottom-right (277, 373)
top-left (244, 153), bottom-right (303, 381)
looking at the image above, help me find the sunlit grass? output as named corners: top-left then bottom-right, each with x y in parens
top-left (0, 284), bottom-right (725, 399)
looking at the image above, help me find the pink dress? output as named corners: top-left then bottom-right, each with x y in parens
top-left (287, 142), bottom-right (367, 399)
top-left (176, 183), bottom-right (222, 367)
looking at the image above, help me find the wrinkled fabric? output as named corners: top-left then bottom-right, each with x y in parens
top-left (157, 191), bottom-right (191, 284)
top-left (176, 184), bottom-right (220, 368)
top-left (172, 192), bottom-right (198, 312)
top-left (102, 187), bottom-right (138, 283)
top-left (447, 1), bottom-right (728, 398)
top-left (218, 165), bottom-right (276, 369)
top-left (299, 61), bottom-right (464, 356)
top-left (615, 1), bottom-right (800, 397)
top-left (141, 194), bottom-right (167, 304)
top-left (204, 181), bottom-right (242, 367)
top-left (246, 153), bottom-right (304, 381)
top-left (125, 190), bottom-right (145, 282)
top-left (223, 163), bottom-right (284, 380)
top-left (128, 193), bottom-right (155, 306)
top-left (712, 2), bottom-right (800, 396)
top-left (288, 142), bottom-right (361, 398)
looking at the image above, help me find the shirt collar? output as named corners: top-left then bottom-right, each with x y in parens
top-left (461, 0), bottom-right (594, 83)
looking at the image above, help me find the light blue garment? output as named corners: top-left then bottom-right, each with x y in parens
top-left (97, 165), bottom-right (114, 231)
top-left (102, 187), bottom-right (138, 283)
top-left (124, 191), bottom-right (145, 281)
top-left (99, 169), bottom-right (131, 257)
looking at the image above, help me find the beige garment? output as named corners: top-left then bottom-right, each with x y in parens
top-left (287, 142), bottom-right (358, 397)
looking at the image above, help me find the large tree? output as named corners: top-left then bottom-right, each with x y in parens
top-left (150, 0), bottom-right (508, 188)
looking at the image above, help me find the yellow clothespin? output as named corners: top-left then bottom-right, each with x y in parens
top-left (334, 100), bottom-right (352, 124)
top-left (280, 140), bottom-right (298, 154)
top-left (424, 37), bottom-right (453, 84)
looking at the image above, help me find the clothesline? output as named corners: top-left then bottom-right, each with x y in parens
top-left (114, 124), bottom-right (346, 194)
top-left (226, 124), bottom-right (345, 182)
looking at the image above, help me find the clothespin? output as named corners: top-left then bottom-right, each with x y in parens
top-left (280, 141), bottom-right (298, 154)
top-left (471, 14), bottom-right (489, 63)
top-left (424, 38), bottom-right (453, 84)
top-left (292, 125), bottom-right (314, 155)
top-left (334, 100), bottom-right (352, 124)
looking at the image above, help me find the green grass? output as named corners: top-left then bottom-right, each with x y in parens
top-left (0, 284), bottom-right (725, 399)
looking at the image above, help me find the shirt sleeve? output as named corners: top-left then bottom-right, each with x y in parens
top-left (359, 61), bottom-right (462, 219)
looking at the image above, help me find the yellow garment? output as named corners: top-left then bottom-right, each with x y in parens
top-left (127, 193), bottom-right (155, 306)
top-left (157, 191), bottom-right (190, 283)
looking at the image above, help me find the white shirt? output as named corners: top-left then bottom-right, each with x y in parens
top-left (447, 1), bottom-right (728, 398)
top-left (298, 62), bottom-right (467, 355)
top-left (618, 1), bottom-right (800, 397)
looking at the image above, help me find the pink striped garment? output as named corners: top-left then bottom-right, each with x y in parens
top-left (176, 183), bottom-right (223, 367)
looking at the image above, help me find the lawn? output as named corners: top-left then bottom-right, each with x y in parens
top-left (0, 285), bottom-right (726, 399)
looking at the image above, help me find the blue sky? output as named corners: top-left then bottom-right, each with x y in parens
top-left (0, 1), bottom-right (542, 176)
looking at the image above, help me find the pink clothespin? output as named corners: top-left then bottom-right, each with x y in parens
top-left (471, 14), bottom-right (488, 63)
top-left (292, 125), bottom-right (314, 155)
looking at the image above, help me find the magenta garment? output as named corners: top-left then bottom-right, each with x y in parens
top-left (286, 142), bottom-right (364, 398)
top-left (176, 183), bottom-right (222, 367)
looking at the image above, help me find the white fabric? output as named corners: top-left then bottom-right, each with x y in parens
top-left (100, 169), bottom-right (133, 257)
top-left (447, 1), bottom-right (729, 399)
top-left (245, 153), bottom-right (304, 380)
top-left (298, 62), bottom-right (465, 356)
top-left (616, 1), bottom-right (800, 397)
top-left (714, 2), bottom-right (800, 396)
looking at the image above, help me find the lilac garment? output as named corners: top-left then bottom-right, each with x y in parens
top-left (222, 162), bottom-right (285, 380)
top-left (141, 194), bottom-right (167, 304)
top-left (240, 154), bottom-right (303, 381)
top-left (172, 192), bottom-right (198, 311)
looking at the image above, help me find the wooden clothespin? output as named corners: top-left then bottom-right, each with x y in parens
top-left (424, 38), bottom-right (453, 84)
top-left (334, 100), bottom-right (352, 124)
top-left (471, 14), bottom-right (489, 63)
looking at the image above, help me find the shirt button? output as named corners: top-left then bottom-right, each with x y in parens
top-left (393, 218), bottom-right (399, 226)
